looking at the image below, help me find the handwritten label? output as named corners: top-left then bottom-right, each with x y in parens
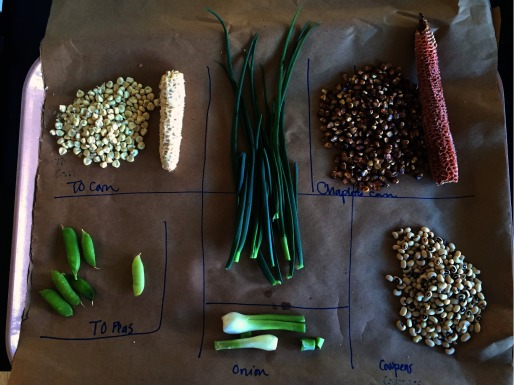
top-left (231, 363), bottom-right (269, 377)
top-left (67, 179), bottom-right (120, 194)
top-left (54, 156), bottom-right (67, 167)
top-left (89, 320), bottom-right (133, 337)
top-left (54, 156), bottom-right (77, 179)
top-left (382, 376), bottom-right (422, 385)
top-left (316, 181), bottom-right (397, 204)
top-left (379, 359), bottom-right (413, 377)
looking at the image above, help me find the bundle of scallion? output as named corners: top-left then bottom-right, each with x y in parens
top-left (207, 8), bottom-right (319, 284)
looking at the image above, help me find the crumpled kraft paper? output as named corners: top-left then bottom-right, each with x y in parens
top-left (8, 0), bottom-right (512, 384)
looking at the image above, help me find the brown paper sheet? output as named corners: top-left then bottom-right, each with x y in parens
top-left (8, 0), bottom-right (513, 384)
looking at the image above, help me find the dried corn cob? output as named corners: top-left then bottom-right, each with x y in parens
top-left (415, 13), bottom-right (458, 185)
top-left (159, 70), bottom-right (185, 171)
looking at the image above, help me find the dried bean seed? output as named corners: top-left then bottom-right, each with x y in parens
top-left (51, 77), bottom-right (153, 168)
top-left (386, 226), bottom-right (487, 354)
top-left (445, 348), bottom-right (455, 355)
top-left (319, 63), bottom-right (427, 191)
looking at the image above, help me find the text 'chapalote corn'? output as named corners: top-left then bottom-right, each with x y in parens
top-left (159, 70), bottom-right (185, 172)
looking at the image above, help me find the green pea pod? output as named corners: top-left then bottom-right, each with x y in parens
top-left (40, 289), bottom-right (73, 317)
top-left (65, 274), bottom-right (95, 303)
top-left (81, 229), bottom-right (97, 268)
top-left (132, 253), bottom-right (145, 297)
top-left (61, 226), bottom-right (80, 280)
top-left (51, 270), bottom-right (81, 306)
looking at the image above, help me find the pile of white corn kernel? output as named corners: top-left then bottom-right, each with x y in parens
top-left (50, 77), bottom-right (158, 168)
top-left (386, 226), bottom-right (486, 355)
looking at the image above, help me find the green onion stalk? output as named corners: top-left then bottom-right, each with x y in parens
top-left (214, 334), bottom-right (278, 351)
top-left (207, 7), bottom-right (319, 284)
top-left (221, 312), bottom-right (306, 334)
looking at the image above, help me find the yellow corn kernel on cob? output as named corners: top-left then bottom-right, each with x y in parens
top-left (159, 70), bottom-right (185, 172)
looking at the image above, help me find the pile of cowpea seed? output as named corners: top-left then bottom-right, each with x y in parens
top-left (50, 77), bottom-right (158, 168)
top-left (318, 63), bottom-right (428, 192)
top-left (386, 226), bottom-right (486, 355)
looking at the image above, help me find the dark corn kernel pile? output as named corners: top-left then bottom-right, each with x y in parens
top-left (318, 63), bottom-right (428, 192)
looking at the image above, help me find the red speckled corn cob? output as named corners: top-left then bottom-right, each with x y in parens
top-left (415, 13), bottom-right (459, 185)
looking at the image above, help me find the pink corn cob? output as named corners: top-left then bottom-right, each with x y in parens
top-left (415, 13), bottom-right (458, 185)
